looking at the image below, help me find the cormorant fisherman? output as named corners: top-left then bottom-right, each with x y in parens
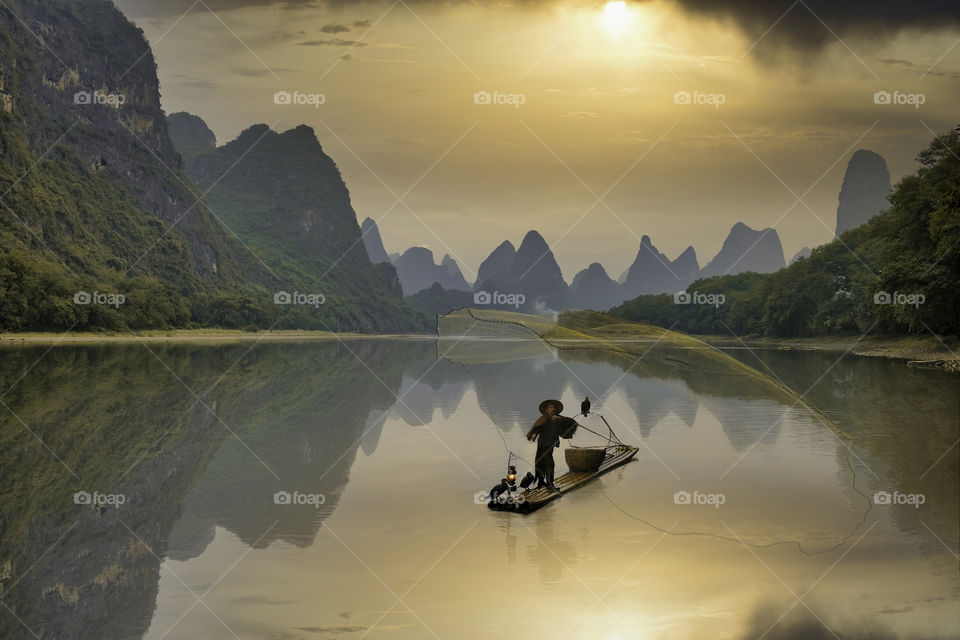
top-left (526, 399), bottom-right (565, 492)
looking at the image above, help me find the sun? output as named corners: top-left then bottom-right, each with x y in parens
top-left (601, 1), bottom-right (633, 38)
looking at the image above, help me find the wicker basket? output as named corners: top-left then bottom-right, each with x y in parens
top-left (565, 447), bottom-right (606, 472)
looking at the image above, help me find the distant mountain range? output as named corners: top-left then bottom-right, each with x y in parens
top-left (385, 146), bottom-right (892, 315)
top-left (393, 223), bottom-right (788, 313)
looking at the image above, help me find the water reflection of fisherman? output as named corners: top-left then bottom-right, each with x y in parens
top-left (526, 399), bottom-right (564, 491)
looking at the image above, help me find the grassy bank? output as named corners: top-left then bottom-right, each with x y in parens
top-left (4, 318), bottom-right (957, 371)
top-left (697, 333), bottom-right (960, 370)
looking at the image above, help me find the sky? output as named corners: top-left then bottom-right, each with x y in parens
top-left (113, 0), bottom-right (960, 282)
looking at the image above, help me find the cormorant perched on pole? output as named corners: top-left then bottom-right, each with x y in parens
top-left (580, 396), bottom-right (591, 417)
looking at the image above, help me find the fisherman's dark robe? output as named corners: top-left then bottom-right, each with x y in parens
top-left (527, 415), bottom-right (562, 485)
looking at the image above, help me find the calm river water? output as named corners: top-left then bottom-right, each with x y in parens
top-left (0, 338), bottom-right (957, 639)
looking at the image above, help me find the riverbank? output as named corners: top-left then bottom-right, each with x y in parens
top-left (0, 329), bottom-right (435, 344)
top-left (4, 325), bottom-right (958, 371)
top-left (698, 333), bottom-right (960, 370)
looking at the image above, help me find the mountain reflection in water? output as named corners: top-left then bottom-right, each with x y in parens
top-left (0, 338), bottom-right (955, 639)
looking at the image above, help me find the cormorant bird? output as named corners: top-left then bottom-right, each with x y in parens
top-left (519, 471), bottom-right (536, 490)
top-left (489, 478), bottom-right (509, 502)
top-left (580, 396), bottom-right (591, 417)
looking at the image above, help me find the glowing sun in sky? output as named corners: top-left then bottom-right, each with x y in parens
top-left (601, 1), bottom-right (633, 38)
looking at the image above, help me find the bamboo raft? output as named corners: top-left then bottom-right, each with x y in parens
top-left (487, 445), bottom-right (639, 514)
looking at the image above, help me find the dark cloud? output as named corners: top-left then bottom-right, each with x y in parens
top-left (298, 38), bottom-right (368, 47)
top-left (319, 23), bottom-right (351, 33)
top-left (671, 0), bottom-right (960, 52)
top-left (352, 19), bottom-right (372, 28)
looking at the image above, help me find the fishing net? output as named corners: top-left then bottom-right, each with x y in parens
top-left (439, 308), bottom-right (806, 407)
top-left (438, 307), bottom-right (874, 554)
